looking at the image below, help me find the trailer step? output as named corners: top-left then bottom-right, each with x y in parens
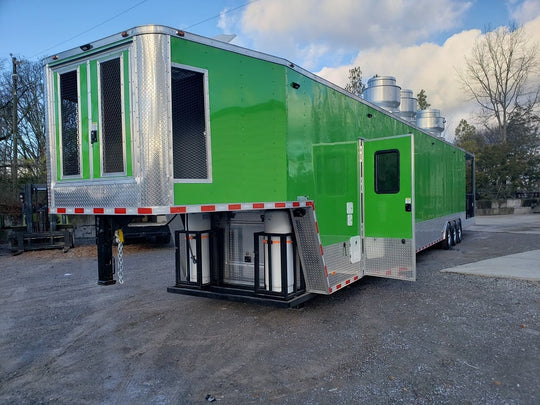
top-left (167, 285), bottom-right (316, 308)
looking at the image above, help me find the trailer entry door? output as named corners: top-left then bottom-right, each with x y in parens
top-left (362, 134), bottom-right (416, 281)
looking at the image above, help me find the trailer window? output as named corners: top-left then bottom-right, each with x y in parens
top-left (171, 66), bottom-right (209, 180)
top-left (100, 57), bottom-right (124, 174)
top-left (375, 150), bottom-right (400, 194)
top-left (59, 70), bottom-right (80, 177)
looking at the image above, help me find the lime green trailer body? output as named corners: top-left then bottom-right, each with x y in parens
top-left (45, 26), bottom-right (474, 304)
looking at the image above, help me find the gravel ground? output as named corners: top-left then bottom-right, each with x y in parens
top-left (0, 216), bottom-right (539, 404)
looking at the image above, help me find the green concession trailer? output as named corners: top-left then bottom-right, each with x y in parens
top-left (44, 25), bottom-right (475, 306)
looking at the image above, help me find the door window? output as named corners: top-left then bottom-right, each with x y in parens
top-left (375, 149), bottom-right (400, 194)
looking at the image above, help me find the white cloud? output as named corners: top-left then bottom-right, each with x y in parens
top-left (218, 7), bottom-right (243, 35)
top-left (242, 0), bottom-right (470, 47)
top-left (236, 0), bottom-right (471, 69)
top-left (509, 0), bottom-right (540, 24)
top-left (316, 13), bottom-right (540, 140)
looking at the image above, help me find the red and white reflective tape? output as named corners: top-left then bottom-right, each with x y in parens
top-left (328, 275), bottom-right (360, 294)
top-left (49, 200), bottom-right (309, 215)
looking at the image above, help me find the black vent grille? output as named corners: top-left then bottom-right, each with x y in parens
top-left (60, 70), bottom-right (80, 176)
top-left (100, 58), bottom-right (124, 174)
top-left (171, 67), bottom-right (208, 179)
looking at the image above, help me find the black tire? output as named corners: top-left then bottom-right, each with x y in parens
top-left (450, 222), bottom-right (457, 246)
top-left (455, 219), bottom-right (463, 243)
top-left (441, 222), bottom-right (452, 250)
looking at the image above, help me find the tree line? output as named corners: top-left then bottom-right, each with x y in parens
top-left (0, 57), bottom-right (46, 211)
top-left (456, 25), bottom-right (539, 199)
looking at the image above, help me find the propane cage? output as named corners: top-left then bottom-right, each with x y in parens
top-left (254, 231), bottom-right (305, 300)
top-left (175, 229), bottom-right (220, 288)
top-left (172, 210), bottom-right (307, 302)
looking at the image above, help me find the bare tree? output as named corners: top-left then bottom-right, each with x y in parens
top-left (0, 58), bottom-right (46, 203)
top-left (460, 25), bottom-right (539, 143)
top-left (16, 60), bottom-right (46, 181)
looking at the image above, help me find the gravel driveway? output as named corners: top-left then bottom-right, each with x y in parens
top-left (0, 215), bottom-right (539, 404)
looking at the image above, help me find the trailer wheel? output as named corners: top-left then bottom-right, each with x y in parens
top-left (441, 222), bottom-right (452, 250)
top-left (450, 222), bottom-right (457, 246)
top-left (455, 220), bottom-right (462, 243)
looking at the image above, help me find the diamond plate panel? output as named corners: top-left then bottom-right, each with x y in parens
top-left (291, 208), bottom-right (329, 294)
top-left (324, 241), bottom-right (362, 287)
top-left (53, 181), bottom-right (140, 207)
top-left (133, 34), bottom-right (173, 207)
top-left (364, 237), bottom-right (415, 281)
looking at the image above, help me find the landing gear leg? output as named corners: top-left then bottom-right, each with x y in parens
top-left (96, 215), bottom-right (116, 285)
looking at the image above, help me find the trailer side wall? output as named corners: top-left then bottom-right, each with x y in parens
top-left (170, 38), bottom-right (289, 205)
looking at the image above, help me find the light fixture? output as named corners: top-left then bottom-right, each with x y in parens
top-left (291, 82), bottom-right (300, 89)
top-left (367, 113), bottom-right (373, 118)
top-left (80, 43), bottom-right (93, 51)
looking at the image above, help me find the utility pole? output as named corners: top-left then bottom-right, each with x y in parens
top-left (10, 54), bottom-right (19, 193)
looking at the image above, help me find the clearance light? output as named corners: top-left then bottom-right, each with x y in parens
top-left (291, 82), bottom-right (300, 89)
top-left (121, 31), bottom-right (129, 38)
top-left (52, 55), bottom-right (58, 60)
top-left (367, 113), bottom-right (373, 118)
top-left (80, 43), bottom-right (93, 51)
top-left (176, 30), bottom-right (185, 37)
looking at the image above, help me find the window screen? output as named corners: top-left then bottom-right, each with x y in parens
top-left (171, 66), bottom-right (208, 180)
top-left (375, 149), bottom-right (400, 194)
top-left (60, 70), bottom-right (80, 176)
top-left (100, 58), bottom-right (124, 174)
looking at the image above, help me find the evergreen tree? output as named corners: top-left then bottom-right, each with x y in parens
top-left (417, 89), bottom-right (430, 110)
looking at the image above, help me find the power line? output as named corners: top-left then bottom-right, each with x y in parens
top-left (36, 0), bottom-right (149, 57)
top-left (34, 0), bottom-right (259, 59)
top-left (183, 0), bottom-right (259, 30)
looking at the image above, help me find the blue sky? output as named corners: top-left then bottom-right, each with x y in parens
top-left (0, 0), bottom-right (519, 64)
top-left (1, 0), bottom-right (539, 138)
